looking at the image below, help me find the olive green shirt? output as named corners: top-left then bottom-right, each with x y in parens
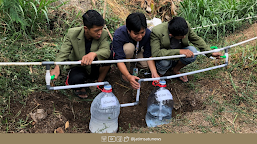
top-left (55, 26), bottom-right (110, 74)
top-left (150, 22), bottom-right (211, 58)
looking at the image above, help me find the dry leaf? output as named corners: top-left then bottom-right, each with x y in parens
top-left (56, 127), bottom-right (64, 133)
top-left (32, 121), bottom-right (36, 126)
top-left (65, 121), bottom-right (69, 130)
top-left (29, 66), bottom-right (33, 73)
top-left (170, 1), bottom-right (177, 16)
top-left (29, 112), bottom-right (38, 123)
top-left (165, 15), bottom-right (172, 21)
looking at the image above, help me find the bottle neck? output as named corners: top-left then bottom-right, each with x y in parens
top-left (158, 84), bottom-right (166, 87)
top-left (102, 89), bottom-right (112, 93)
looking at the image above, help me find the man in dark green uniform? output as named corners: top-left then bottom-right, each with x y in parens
top-left (50, 10), bottom-right (111, 98)
top-left (151, 17), bottom-right (223, 82)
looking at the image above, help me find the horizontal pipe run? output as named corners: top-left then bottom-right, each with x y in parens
top-left (49, 82), bottom-right (109, 90)
top-left (1, 47), bottom-right (230, 66)
top-left (0, 62), bottom-right (42, 66)
top-left (54, 49), bottom-right (229, 65)
top-left (138, 64), bottom-right (227, 83)
top-left (53, 36), bottom-right (256, 65)
top-left (2, 36), bottom-right (257, 66)
top-left (120, 102), bottom-right (138, 107)
top-left (229, 37), bottom-right (257, 48)
top-left (134, 64), bottom-right (227, 107)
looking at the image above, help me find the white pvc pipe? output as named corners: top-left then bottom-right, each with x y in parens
top-left (45, 70), bottom-right (51, 85)
top-left (120, 103), bottom-right (137, 107)
top-left (1, 36), bottom-right (257, 66)
top-left (0, 62), bottom-right (42, 66)
top-left (229, 36), bottom-right (257, 48)
top-left (142, 64), bottom-right (227, 82)
top-left (51, 82), bottom-right (108, 90)
top-left (42, 36), bottom-right (257, 65)
top-left (135, 64), bottom-right (227, 106)
top-left (55, 48), bottom-right (226, 65)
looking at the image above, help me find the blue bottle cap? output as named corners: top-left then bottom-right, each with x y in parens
top-left (159, 80), bottom-right (166, 85)
top-left (104, 84), bottom-right (112, 90)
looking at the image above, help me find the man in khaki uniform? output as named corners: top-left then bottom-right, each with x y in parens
top-left (50, 10), bottom-right (111, 98)
top-left (151, 17), bottom-right (223, 82)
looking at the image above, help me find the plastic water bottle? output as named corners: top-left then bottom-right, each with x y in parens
top-left (89, 85), bottom-right (120, 133)
top-left (145, 80), bottom-right (173, 127)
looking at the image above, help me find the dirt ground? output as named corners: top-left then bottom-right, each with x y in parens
top-left (6, 0), bottom-right (257, 134)
top-left (10, 63), bottom-right (205, 133)
top-left (8, 22), bottom-right (257, 134)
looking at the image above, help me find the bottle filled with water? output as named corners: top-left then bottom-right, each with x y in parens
top-left (89, 84), bottom-right (120, 133)
top-left (145, 80), bottom-right (173, 127)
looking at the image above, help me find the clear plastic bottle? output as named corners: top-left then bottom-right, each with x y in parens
top-left (89, 85), bottom-right (120, 133)
top-left (145, 80), bottom-right (173, 127)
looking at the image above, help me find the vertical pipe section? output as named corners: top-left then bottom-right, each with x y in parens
top-left (42, 62), bottom-right (55, 90)
top-left (129, 64), bottom-right (228, 108)
top-left (225, 48), bottom-right (229, 65)
top-left (45, 65), bottom-right (51, 90)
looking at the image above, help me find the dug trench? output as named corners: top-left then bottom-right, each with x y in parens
top-left (9, 64), bottom-right (206, 133)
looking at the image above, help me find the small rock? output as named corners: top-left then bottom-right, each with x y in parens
top-left (190, 100), bottom-right (196, 107)
top-left (29, 109), bottom-right (47, 123)
top-left (173, 103), bottom-right (181, 110)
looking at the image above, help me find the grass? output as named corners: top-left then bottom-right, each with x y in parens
top-left (0, 0), bottom-right (257, 133)
top-left (178, 0), bottom-right (257, 40)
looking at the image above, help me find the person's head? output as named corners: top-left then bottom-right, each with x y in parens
top-left (82, 10), bottom-right (105, 40)
top-left (126, 12), bottom-right (147, 42)
top-left (168, 17), bottom-right (188, 40)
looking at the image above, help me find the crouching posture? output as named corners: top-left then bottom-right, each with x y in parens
top-left (50, 10), bottom-right (111, 98)
top-left (151, 17), bottom-right (223, 82)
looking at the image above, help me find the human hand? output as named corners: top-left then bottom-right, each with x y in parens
top-left (81, 52), bottom-right (97, 65)
top-left (50, 65), bottom-right (60, 80)
top-left (180, 49), bottom-right (194, 58)
top-left (127, 75), bottom-right (140, 89)
top-left (152, 72), bottom-right (160, 78)
top-left (212, 52), bottom-right (223, 59)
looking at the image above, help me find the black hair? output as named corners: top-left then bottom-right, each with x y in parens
top-left (82, 10), bottom-right (104, 29)
top-left (168, 17), bottom-right (188, 36)
top-left (126, 12), bottom-right (147, 32)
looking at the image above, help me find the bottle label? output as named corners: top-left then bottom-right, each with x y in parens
top-left (156, 89), bottom-right (173, 101)
top-left (101, 97), bottom-right (117, 107)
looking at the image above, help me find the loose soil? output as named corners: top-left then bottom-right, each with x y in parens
top-left (9, 64), bottom-right (205, 133)
top-left (8, 16), bottom-right (257, 134)
top-left (6, 0), bottom-right (257, 134)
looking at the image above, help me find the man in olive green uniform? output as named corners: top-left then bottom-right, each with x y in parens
top-left (50, 10), bottom-right (111, 98)
top-left (151, 17), bottom-right (223, 82)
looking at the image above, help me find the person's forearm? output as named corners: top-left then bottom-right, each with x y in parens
top-left (147, 59), bottom-right (158, 74)
top-left (54, 65), bottom-right (60, 70)
top-left (117, 62), bottom-right (131, 78)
